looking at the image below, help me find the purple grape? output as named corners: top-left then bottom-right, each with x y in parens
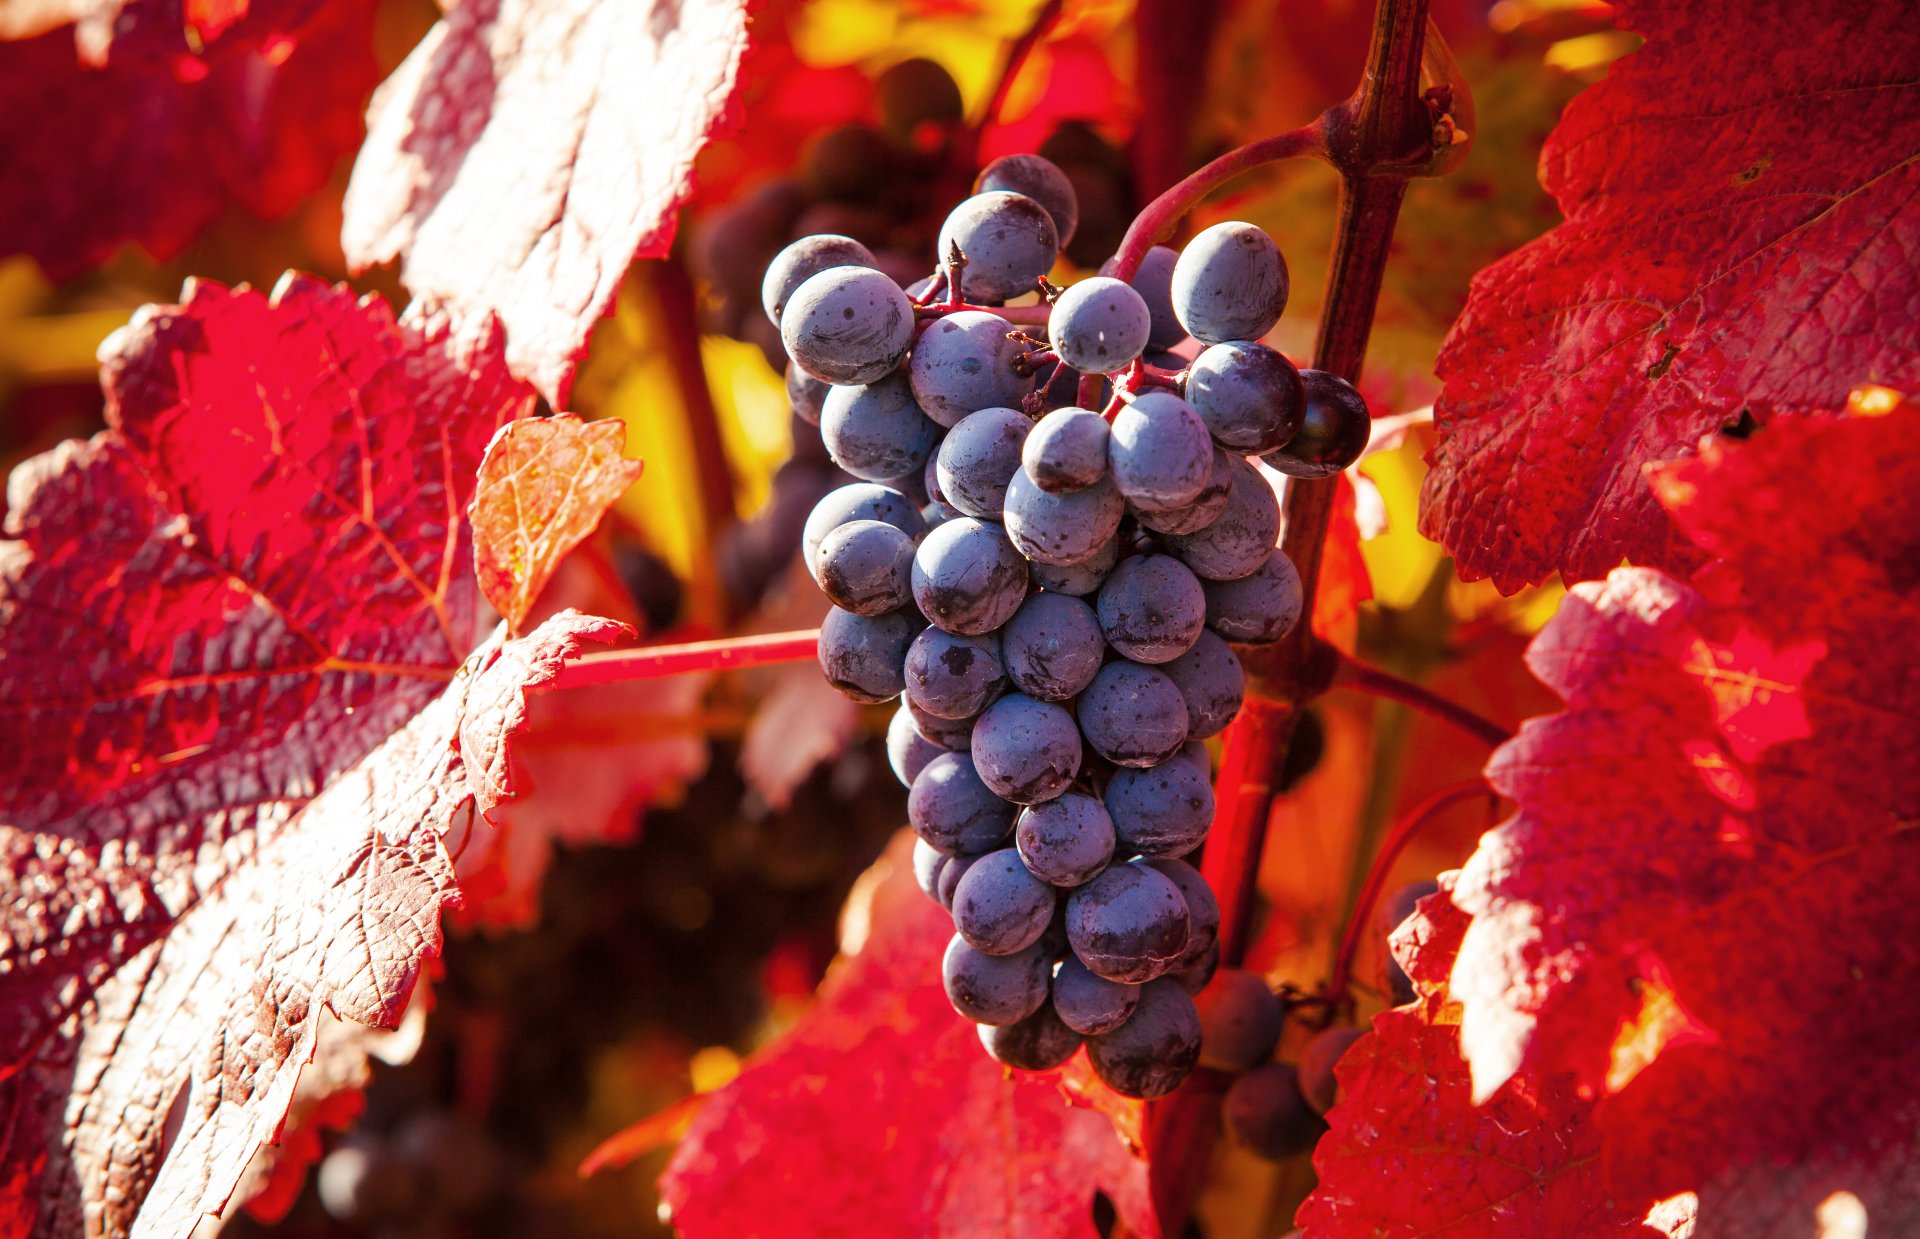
top-left (907, 697), bottom-right (976, 750)
top-left (913, 836), bottom-right (951, 904)
top-left (1095, 553), bottom-right (1206, 664)
top-left (943, 934), bottom-right (1052, 1025)
top-left (1100, 245), bottom-right (1184, 350)
top-left (1133, 446), bottom-right (1232, 536)
top-left (814, 518), bottom-right (915, 614)
top-left (1143, 857), bottom-right (1219, 967)
top-left (1159, 629), bottom-right (1244, 739)
top-left (1030, 531), bottom-right (1120, 595)
top-left (782, 265), bottom-right (915, 384)
top-left (903, 627), bottom-right (1007, 720)
top-left (1066, 862), bottom-right (1190, 983)
top-left (802, 483), bottom-right (927, 568)
top-left (1048, 276), bottom-right (1151, 375)
top-left (1086, 977), bottom-right (1202, 1098)
top-left (909, 311), bottom-right (1034, 427)
top-left (1202, 549), bottom-right (1303, 643)
top-left (1166, 455), bottom-right (1281, 581)
top-left (1173, 939), bottom-right (1221, 993)
top-left (1298, 1026), bottom-right (1365, 1114)
top-left (1106, 761), bottom-right (1214, 857)
top-left (1195, 968), bottom-right (1285, 1072)
top-left (909, 751), bottom-right (1014, 855)
top-left (820, 372), bottom-right (943, 483)
top-left (1224, 1063), bottom-right (1323, 1159)
top-left (888, 701), bottom-right (946, 787)
top-left (876, 57), bottom-right (963, 138)
top-left (911, 517), bottom-right (1030, 635)
top-left (1003, 469), bottom-right (1125, 567)
top-left (817, 605), bottom-right (917, 703)
top-left (936, 852), bottom-right (982, 909)
top-left (975, 153), bottom-right (1079, 249)
top-left (1001, 592), bottom-right (1104, 701)
top-left (952, 848), bottom-right (1058, 955)
top-left (1015, 792), bottom-right (1116, 886)
top-left (1022, 407), bottom-right (1110, 494)
top-left (938, 191), bottom-right (1059, 302)
top-left (1109, 392), bottom-right (1213, 513)
top-left (1077, 661), bottom-right (1189, 767)
top-left (979, 1002), bottom-right (1083, 1071)
top-left (936, 406), bottom-right (1032, 518)
top-left (1170, 221), bottom-right (1288, 346)
top-left (787, 361), bottom-right (830, 426)
top-left (971, 693), bottom-right (1082, 804)
top-left (1185, 340), bottom-right (1305, 453)
top-left (1262, 368), bottom-right (1370, 479)
top-left (1052, 956), bottom-right (1140, 1035)
top-left (763, 234), bottom-right (878, 325)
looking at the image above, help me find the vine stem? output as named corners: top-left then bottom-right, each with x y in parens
top-left (547, 629), bottom-right (819, 690)
top-left (1333, 652), bottom-right (1512, 748)
top-left (916, 301), bottom-right (1051, 325)
top-left (970, 0), bottom-right (1065, 166)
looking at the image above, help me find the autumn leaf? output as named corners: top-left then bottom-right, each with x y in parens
top-left (1441, 399), bottom-right (1920, 1233)
top-left (0, 274), bottom-right (626, 1239)
top-left (657, 830), bottom-right (1153, 1239)
top-left (0, 1), bottom-right (378, 279)
top-left (1421, 0), bottom-right (1920, 592)
top-left (343, 0), bottom-right (753, 406)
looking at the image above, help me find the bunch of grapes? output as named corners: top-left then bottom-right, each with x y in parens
top-left (770, 154), bottom-right (1370, 1099)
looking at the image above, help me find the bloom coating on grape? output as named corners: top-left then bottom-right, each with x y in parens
top-left (802, 483), bottom-right (926, 567)
top-left (1185, 340), bottom-right (1305, 453)
top-left (1015, 792), bottom-right (1116, 886)
top-left (1202, 548), bottom-right (1303, 643)
top-left (817, 605), bottom-right (917, 703)
top-left (907, 697), bottom-right (975, 751)
top-left (908, 751), bottom-right (1014, 855)
top-left (1169, 221), bottom-right (1289, 346)
top-left (978, 1001), bottom-right (1084, 1070)
top-left (910, 517), bottom-right (1031, 635)
top-left (1134, 447), bottom-right (1232, 536)
top-left (1077, 661), bottom-right (1190, 767)
top-left (1262, 368), bottom-right (1370, 479)
top-left (1022, 407), bottom-right (1110, 494)
top-left (936, 406), bottom-right (1032, 518)
top-left (1101, 245), bottom-right (1184, 350)
top-left (1029, 532), bottom-right (1120, 595)
top-left (970, 693), bottom-right (1083, 804)
top-left (1066, 862), bottom-right (1191, 983)
top-left (935, 852), bottom-right (981, 909)
top-left (1106, 761), bottom-right (1215, 857)
top-left (762, 234), bottom-right (878, 325)
top-left (1048, 276), bottom-right (1152, 376)
top-left (1052, 956), bottom-right (1140, 1034)
top-left (820, 372), bottom-right (943, 482)
top-left (1166, 455), bottom-right (1282, 581)
top-left (1109, 392), bottom-right (1213, 512)
top-left (1001, 592), bottom-right (1104, 701)
top-left (781, 265), bottom-right (916, 384)
top-left (1159, 629), bottom-right (1245, 739)
top-left (913, 836), bottom-right (950, 903)
top-left (909, 311), bottom-right (1034, 428)
top-left (942, 935), bottom-right (1052, 1025)
top-left (1096, 553), bottom-right (1207, 664)
top-left (888, 702), bottom-right (946, 788)
top-left (938, 191), bottom-right (1060, 302)
top-left (1003, 469), bottom-right (1125, 567)
top-left (1086, 977), bottom-right (1202, 1098)
top-left (975, 153), bottom-right (1080, 249)
top-left (813, 519), bottom-right (915, 614)
top-left (903, 627), bottom-right (1007, 720)
top-left (787, 362), bottom-right (830, 426)
top-left (951, 848), bottom-right (1057, 955)
top-left (1144, 857), bottom-right (1219, 967)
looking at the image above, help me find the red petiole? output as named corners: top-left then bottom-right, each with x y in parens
top-left (547, 629), bottom-right (819, 690)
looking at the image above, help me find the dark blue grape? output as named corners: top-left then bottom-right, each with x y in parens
top-left (907, 697), bottom-right (975, 751)
top-left (1170, 221), bottom-right (1288, 346)
top-left (1174, 939), bottom-right (1221, 994)
top-left (978, 1001), bottom-right (1083, 1070)
top-left (1001, 592), bottom-right (1104, 701)
top-left (1143, 857), bottom-right (1218, 967)
top-left (913, 837), bottom-right (951, 904)
top-left (1086, 977), bottom-right (1202, 1099)
top-left (1101, 245), bottom-right (1184, 350)
top-left (888, 701), bottom-right (946, 788)
top-left (1003, 469), bottom-right (1124, 567)
top-left (1166, 455), bottom-right (1280, 581)
top-left (1195, 968), bottom-right (1285, 1072)
top-left (1077, 661), bottom-right (1190, 767)
top-left (1066, 862), bottom-right (1190, 983)
top-left (1106, 761), bottom-right (1214, 857)
top-left (821, 372), bottom-right (943, 483)
top-left (1048, 276), bottom-right (1151, 375)
top-left (762, 234), bottom-right (878, 325)
top-left (787, 361), bottom-right (830, 426)
top-left (952, 848), bottom-right (1057, 955)
top-left (911, 517), bottom-right (1030, 635)
top-left (1261, 368), bottom-right (1369, 479)
top-left (975, 154), bottom-right (1079, 249)
top-left (1185, 340), bottom-right (1305, 453)
top-left (943, 934), bottom-right (1052, 1025)
top-left (1015, 792), bottom-right (1116, 886)
top-left (938, 191), bottom-right (1059, 302)
top-left (802, 483), bottom-right (926, 568)
top-left (1159, 629), bottom-right (1244, 739)
top-left (817, 605), bottom-right (917, 703)
top-left (904, 627), bottom-right (1007, 720)
top-left (1021, 407), bottom-right (1110, 494)
top-left (971, 693), bottom-right (1082, 804)
top-left (1052, 956), bottom-right (1140, 1035)
top-left (908, 752), bottom-right (1014, 855)
top-left (936, 406), bottom-right (1032, 518)
top-left (781, 265), bottom-right (915, 384)
top-left (936, 851), bottom-right (982, 909)
top-left (1224, 1063), bottom-right (1323, 1159)
top-left (1109, 392), bottom-right (1213, 512)
top-left (1095, 553), bottom-right (1206, 664)
top-left (1133, 446), bottom-right (1232, 536)
top-left (1030, 531), bottom-right (1120, 595)
top-left (909, 311), bottom-right (1033, 427)
top-left (813, 518), bottom-right (915, 614)
top-left (1202, 548), bottom-right (1303, 643)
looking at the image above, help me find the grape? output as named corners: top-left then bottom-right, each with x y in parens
top-left (1048, 276), bottom-right (1151, 375)
top-left (1185, 341), bottom-right (1305, 453)
top-left (911, 517), bottom-right (1030, 635)
top-left (921, 500), bottom-right (958, 535)
top-left (802, 122), bottom-right (896, 202)
top-left (1298, 1026), bottom-right (1365, 1114)
top-left (908, 697), bottom-right (976, 750)
top-left (781, 266), bottom-right (915, 384)
top-left (1095, 553), bottom-right (1206, 664)
top-left (1052, 956), bottom-right (1140, 1035)
top-left (922, 452), bottom-right (948, 507)
top-left (1224, 1063), bottom-right (1323, 1159)
top-left (914, 836), bottom-right (952, 903)
top-left (1077, 661), bottom-right (1190, 767)
top-left (952, 848), bottom-right (1057, 955)
top-left (1022, 407), bottom-right (1110, 494)
top-left (817, 605), bottom-right (917, 703)
top-left (1195, 968), bottom-right (1285, 1071)
top-left (1100, 244), bottom-right (1184, 350)
top-left (1170, 221), bottom-right (1288, 346)
top-left (971, 693), bottom-right (1082, 804)
top-left (891, 704), bottom-right (946, 787)
top-left (909, 311), bottom-right (1033, 427)
top-left (1133, 446), bottom-right (1232, 536)
top-left (1001, 592), bottom-right (1104, 700)
top-left (820, 372), bottom-right (943, 483)
top-left (1170, 738), bottom-right (1211, 779)
top-left (1166, 455), bottom-right (1281, 581)
top-left (1109, 392), bottom-right (1213, 512)
top-left (975, 153), bottom-right (1080, 248)
top-left (1382, 877), bottom-right (1441, 1005)
top-left (1145, 856), bottom-right (1219, 968)
top-left (1202, 548), bottom-right (1303, 643)
top-left (1086, 977), bottom-right (1202, 1099)
top-left (909, 752), bottom-right (1014, 854)
top-left (1003, 469), bottom-right (1125, 566)
top-left (1029, 531), bottom-right (1119, 595)
top-left (787, 361), bottom-right (830, 426)
top-left (978, 1001), bottom-right (1084, 1070)
top-left (876, 57), bottom-right (963, 140)
top-left (1262, 369), bottom-right (1370, 479)
top-left (943, 934), bottom-right (1052, 1025)
top-left (762, 234), bottom-right (879, 325)
top-left (1160, 629), bottom-right (1245, 739)
top-left (1015, 792), bottom-right (1116, 886)
top-left (936, 852), bottom-right (982, 909)
top-left (814, 518), bottom-right (915, 614)
top-left (802, 482), bottom-right (925, 568)
top-left (1106, 760), bottom-right (1214, 857)
top-left (693, 177), bottom-right (807, 307)
top-left (903, 627), bottom-right (1007, 720)
top-left (1066, 862), bottom-right (1190, 983)
top-left (938, 191), bottom-right (1059, 302)
top-left (936, 406), bottom-right (1032, 518)
top-left (1173, 939), bottom-right (1221, 993)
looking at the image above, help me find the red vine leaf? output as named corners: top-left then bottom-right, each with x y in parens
top-left (1421, 0), bottom-right (1920, 592)
top-left (470, 415), bottom-right (643, 636)
top-left (0, 274), bottom-right (625, 1239)
top-left (342, 0), bottom-right (752, 406)
top-left (0, 2), bottom-right (377, 279)
top-left (1445, 398), bottom-right (1920, 1232)
top-left (658, 830), bottom-right (1154, 1238)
